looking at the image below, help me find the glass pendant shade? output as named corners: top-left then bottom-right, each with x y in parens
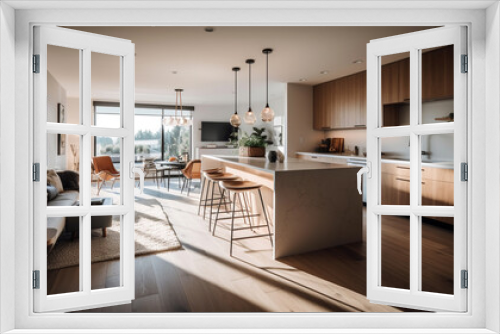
top-left (244, 109), bottom-right (256, 124)
top-left (261, 104), bottom-right (274, 122)
top-left (261, 48), bottom-right (275, 122)
top-left (230, 113), bottom-right (241, 127)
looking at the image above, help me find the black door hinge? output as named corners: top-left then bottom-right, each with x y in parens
top-left (33, 54), bottom-right (40, 73)
top-left (461, 54), bottom-right (468, 73)
top-left (461, 270), bottom-right (468, 289)
top-left (461, 162), bottom-right (468, 181)
top-left (33, 270), bottom-right (40, 289)
top-left (33, 163), bottom-right (40, 182)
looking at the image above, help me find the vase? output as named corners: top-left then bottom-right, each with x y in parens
top-left (267, 150), bottom-right (277, 163)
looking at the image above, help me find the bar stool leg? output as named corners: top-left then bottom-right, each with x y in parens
top-left (209, 180), bottom-right (217, 227)
top-left (230, 192), bottom-right (238, 257)
top-left (258, 188), bottom-right (273, 247)
top-left (242, 193), bottom-right (253, 230)
top-left (212, 188), bottom-right (225, 234)
top-left (203, 179), bottom-right (212, 219)
top-left (198, 176), bottom-right (206, 215)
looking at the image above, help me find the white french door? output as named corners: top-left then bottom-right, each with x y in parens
top-left (365, 26), bottom-right (467, 312)
top-left (33, 26), bottom-right (136, 312)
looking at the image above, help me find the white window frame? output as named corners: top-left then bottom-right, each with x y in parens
top-left (2, 2), bottom-right (498, 333)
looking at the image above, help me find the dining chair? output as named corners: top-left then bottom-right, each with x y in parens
top-left (180, 159), bottom-right (202, 196)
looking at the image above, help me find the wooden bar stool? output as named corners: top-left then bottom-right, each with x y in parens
top-left (197, 168), bottom-right (223, 216)
top-left (214, 180), bottom-right (273, 256)
top-left (204, 173), bottom-right (240, 230)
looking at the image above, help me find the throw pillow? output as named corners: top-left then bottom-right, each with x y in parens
top-left (57, 170), bottom-right (80, 191)
top-left (47, 169), bottom-right (64, 193)
top-left (46, 185), bottom-right (58, 201)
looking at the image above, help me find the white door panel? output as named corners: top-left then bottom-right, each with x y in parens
top-left (33, 25), bottom-right (135, 312)
top-left (366, 26), bottom-right (467, 312)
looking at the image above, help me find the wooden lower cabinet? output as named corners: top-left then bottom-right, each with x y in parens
top-left (381, 163), bottom-right (454, 225)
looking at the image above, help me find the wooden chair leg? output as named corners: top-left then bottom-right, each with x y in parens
top-left (102, 227), bottom-right (107, 237)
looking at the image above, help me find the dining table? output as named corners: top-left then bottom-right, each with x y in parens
top-left (155, 160), bottom-right (187, 191)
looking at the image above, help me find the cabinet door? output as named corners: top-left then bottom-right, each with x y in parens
top-left (313, 83), bottom-right (331, 130)
top-left (381, 61), bottom-right (400, 104)
top-left (422, 45), bottom-right (454, 101)
top-left (329, 80), bottom-right (342, 129)
top-left (356, 71), bottom-right (367, 127)
top-left (398, 58), bottom-right (410, 102)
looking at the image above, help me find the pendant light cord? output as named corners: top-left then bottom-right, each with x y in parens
top-left (235, 70), bottom-right (238, 114)
top-left (174, 90), bottom-right (178, 120)
top-left (248, 61), bottom-right (252, 111)
top-left (180, 90), bottom-right (183, 118)
top-left (266, 52), bottom-right (269, 106)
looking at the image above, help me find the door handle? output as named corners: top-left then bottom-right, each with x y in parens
top-left (129, 161), bottom-right (145, 194)
top-left (356, 161), bottom-right (372, 195)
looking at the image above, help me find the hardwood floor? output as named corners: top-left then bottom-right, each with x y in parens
top-left (46, 178), bottom-right (453, 313)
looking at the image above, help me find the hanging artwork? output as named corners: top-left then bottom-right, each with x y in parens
top-left (57, 103), bottom-right (66, 155)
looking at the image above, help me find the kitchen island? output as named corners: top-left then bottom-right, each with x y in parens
top-left (201, 156), bottom-right (362, 259)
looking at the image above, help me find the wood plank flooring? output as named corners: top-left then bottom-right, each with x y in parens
top-left (46, 179), bottom-right (453, 313)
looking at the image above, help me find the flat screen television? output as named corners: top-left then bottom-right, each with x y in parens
top-left (201, 121), bottom-right (235, 142)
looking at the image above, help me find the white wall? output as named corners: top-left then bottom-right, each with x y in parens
top-left (286, 83), bottom-right (323, 157)
top-left (47, 71), bottom-right (68, 170)
top-left (0, 2), bottom-right (15, 332)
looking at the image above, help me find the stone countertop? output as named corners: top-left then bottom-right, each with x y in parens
top-left (202, 155), bottom-right (358, 174)
top-left (296, 152), bottom-right (454, 170)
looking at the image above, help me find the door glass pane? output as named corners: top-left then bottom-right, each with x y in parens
top-left (92, 136), bottom-right (121, 204)
top-left (46, 133), bottom-right (81, 207)
top-left (92, 52), bottom-right (121, 128)
top-left (421, 45), bottom-right (454, 124)
top-left (381, 52), bottom-right (410, 127)
top-left (91, 214), bottom-right (121, 290)
top-left (381, 215), bottom-right (410, 290)
top-left (421, 216), bottom-right (454, 294)
top-left (47, 216), bottom-right (81, 295)
top-left (163, 123), bottom-right (193, 160)
top-left (420, 133), bottom-right (454, 206)
top-left (380, 136), bottom-right (410, 205)
top-left (47, 45), bottom-right (80, 125)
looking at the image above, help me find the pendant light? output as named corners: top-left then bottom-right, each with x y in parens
top-left (244, 59), bottom-right (256, 125)
top-left (162, 88), bottom-right (175, 126)
top-left (177, 88), bottom-right (187, 126)
top-left (230, 67), bottom-right (242, 127)
top-left (261, 48), bottom-right (274, 122)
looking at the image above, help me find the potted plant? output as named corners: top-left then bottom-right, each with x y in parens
top-left (238, 127), bottom-right (268, 157)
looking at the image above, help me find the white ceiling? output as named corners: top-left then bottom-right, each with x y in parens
top-left (48, 26), bottom-right (430, 107)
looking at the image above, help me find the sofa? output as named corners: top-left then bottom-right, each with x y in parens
top-left (47, 170), bottom-right (80, 251)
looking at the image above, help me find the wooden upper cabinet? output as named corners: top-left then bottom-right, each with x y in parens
top-left (381, 61), bottom-right (400, 105)
top-left (422, 45), bottom-right (454, 101)
top-left (398, 58), bottom-right (410, 102)
top-left (313, 82), bottom-right (331, 130)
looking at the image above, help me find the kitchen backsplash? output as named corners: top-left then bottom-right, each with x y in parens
top-left (325, 100), bottom-right (454, 162)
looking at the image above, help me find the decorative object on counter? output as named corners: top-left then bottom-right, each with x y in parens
top-left (354, 145), bottom-right (359, 156)
top-left (261, 48), bottom-right (275, 122)
top-left (435, 112), bottom-right (454, 122)
top-left (228, 129), bottom-right (239, 147)
top-left (329, 138), bottom-right (345, 153)
top-left (317, 138), bottom-right (330, 153)
top-left (267, 150), bottom-right (277, 163)
top-left (229, 67), bottom-right (242, 127)
top-left (244, 59), bottom-right (257, 125)
top-left (238, 127), bottom-right (267, 157)
top-left (273, 125), bottom-right (283, 146)
top-left (277, 149), bottom-right (285, 163)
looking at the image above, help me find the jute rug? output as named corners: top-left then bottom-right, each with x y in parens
top-left (47, 195), bottom-right (182, 270)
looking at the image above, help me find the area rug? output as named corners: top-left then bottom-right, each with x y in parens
top-left (47, 196), bottom-right (182, 270)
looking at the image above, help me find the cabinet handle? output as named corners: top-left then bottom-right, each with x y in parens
top-left (311, 156), bottom-right (318, 159)
top-left (396, 165), bottom-right (410, 169)
top-left (395, 177), bottom-right (425, 184)
top-left (354, 125), bottom-right (366, 127)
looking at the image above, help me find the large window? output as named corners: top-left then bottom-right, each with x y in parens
top-left (94, 102), bottom-right (193, 162)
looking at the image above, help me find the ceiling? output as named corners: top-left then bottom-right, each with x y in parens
top-left (48, 26), bottom-right (431, 106)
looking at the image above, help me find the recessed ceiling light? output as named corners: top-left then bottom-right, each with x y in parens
top-left (171, 70), bottom-right (178, 74)
top-left (298, 78), bottom-right (307, 82)
top-left (320, 70), bottom-right (329, 75)
top-left (204, 27), bottom-right (214, 32)
top-left (352, 59), bottom-right (364, 64)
